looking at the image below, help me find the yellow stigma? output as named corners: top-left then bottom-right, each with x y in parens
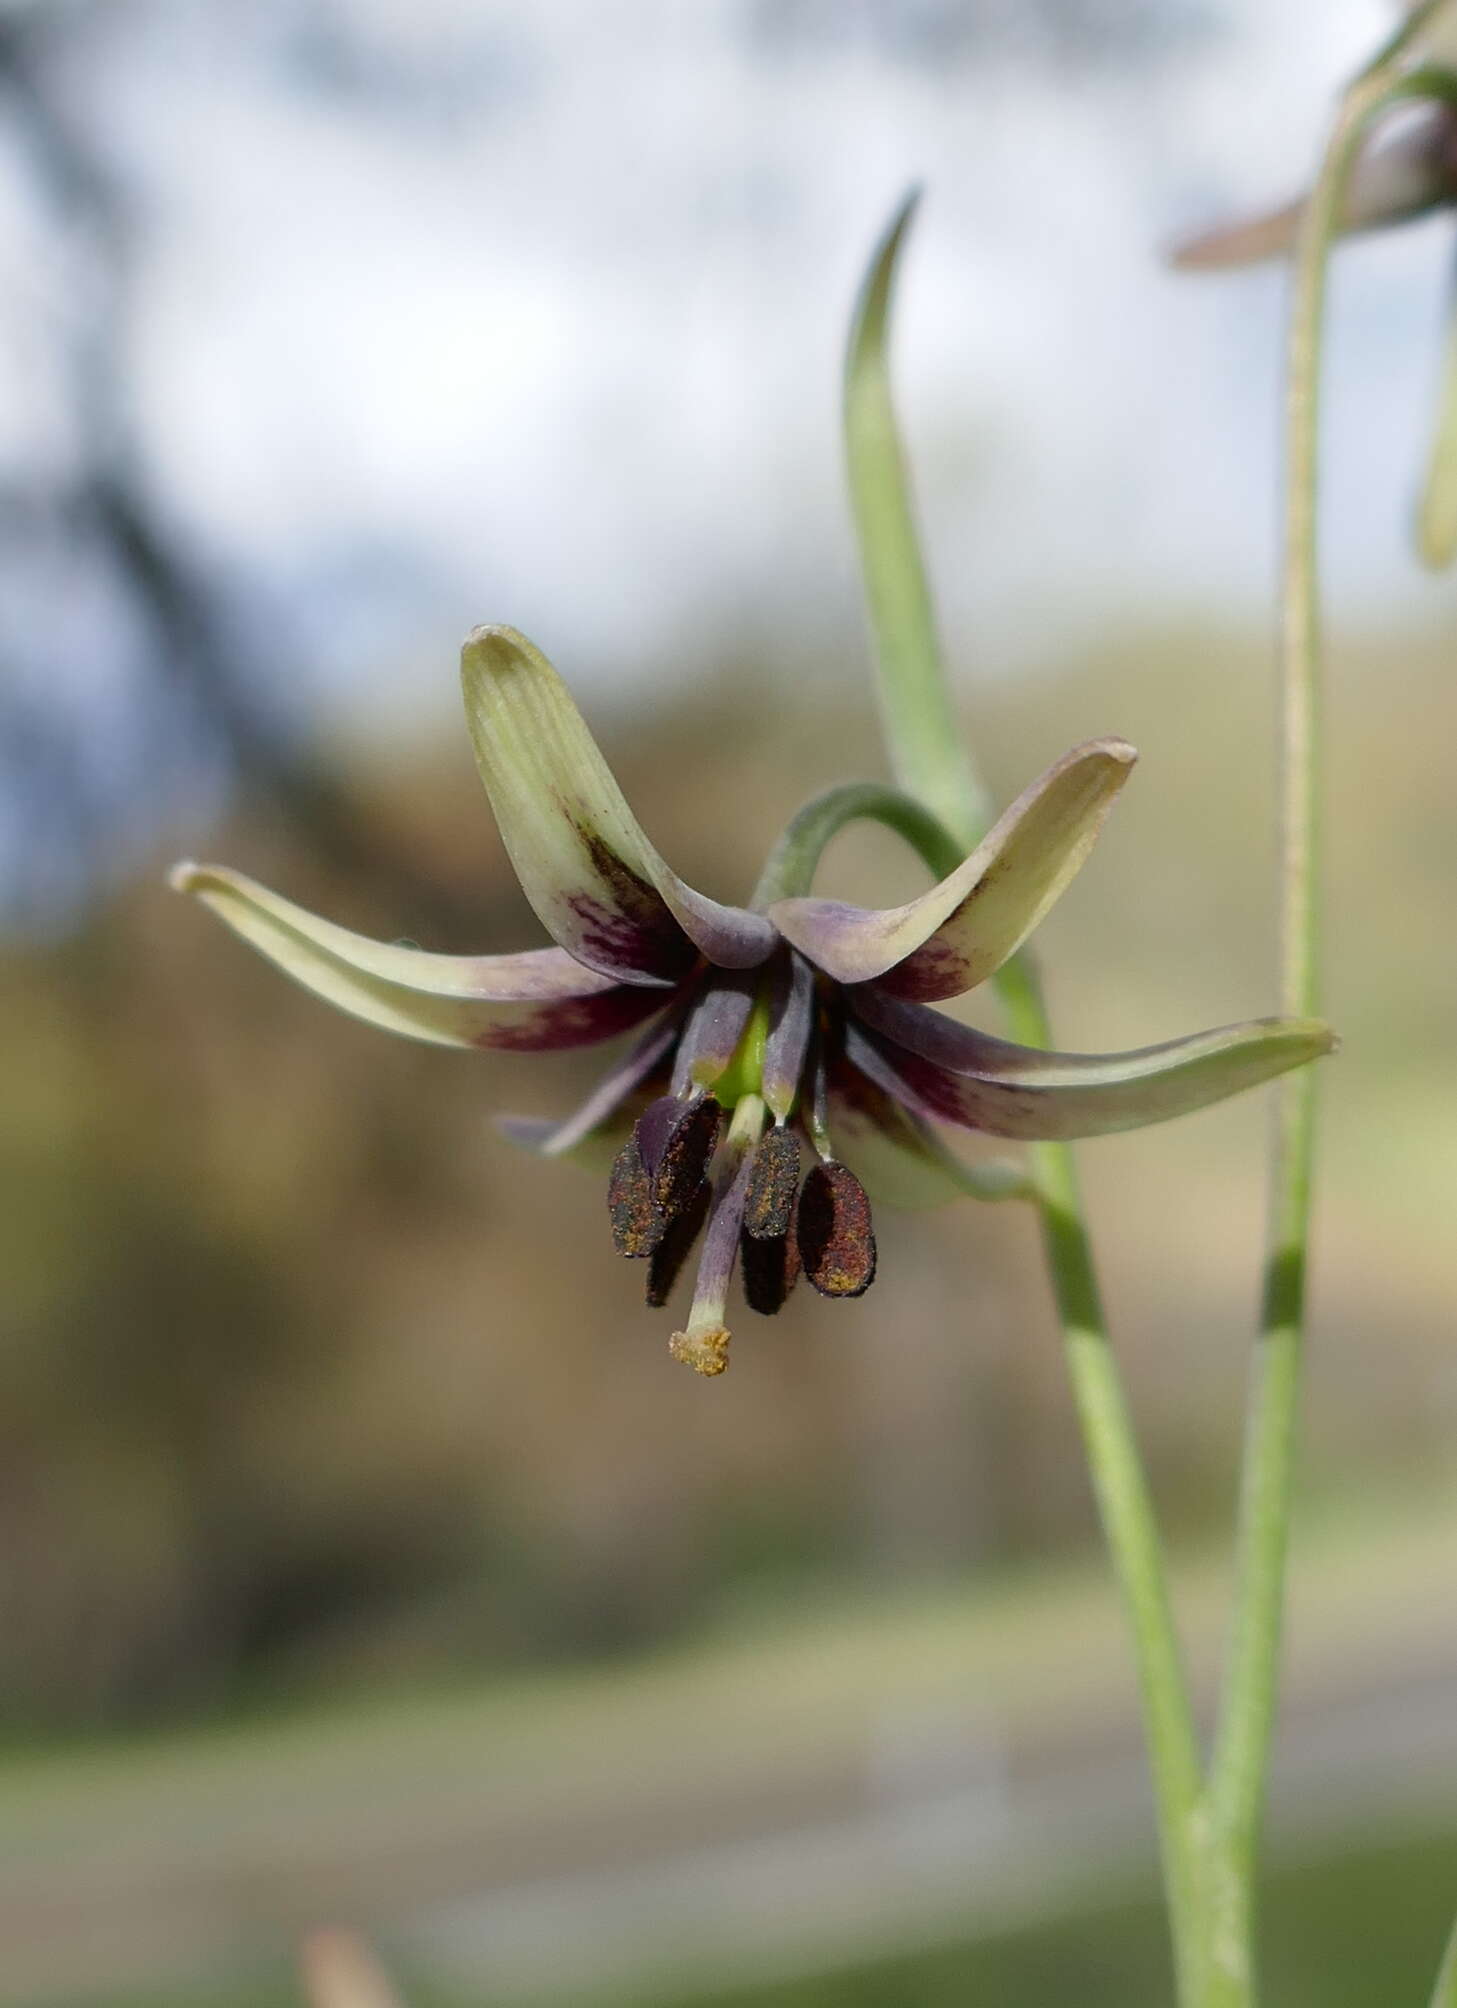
top-left (668, 1326), bottom-right (731, 1376)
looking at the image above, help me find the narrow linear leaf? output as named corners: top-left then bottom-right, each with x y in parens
top-left (845, 190), bottom-right (986, 846)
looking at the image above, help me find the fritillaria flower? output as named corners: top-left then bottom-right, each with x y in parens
top-left (1172, 1), bottom-right (1457, 270)
top-left (171, 627), bottom-right (1333, 1375)
top-left (1171, 10), bottom-right (1457, 565)
top-left (1171, 94), bottom-right (1457, 269)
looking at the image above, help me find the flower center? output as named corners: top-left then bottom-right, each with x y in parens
top-left (606, 955), bottom-right (877, 1376)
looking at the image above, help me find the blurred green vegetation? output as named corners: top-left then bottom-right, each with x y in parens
top-left (40, 1811), bottom-right (1457, 2007)
top-left (7, 1470), bottom-right (1457, 2005)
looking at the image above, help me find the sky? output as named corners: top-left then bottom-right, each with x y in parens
top-left (1, 0), bottom-right (1453, 906)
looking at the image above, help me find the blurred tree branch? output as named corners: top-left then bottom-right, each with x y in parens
top-left (0, 2), bottom-right (473, 931)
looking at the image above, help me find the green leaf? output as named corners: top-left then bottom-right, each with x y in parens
top-left (845, 190), bottom-right (987, 847)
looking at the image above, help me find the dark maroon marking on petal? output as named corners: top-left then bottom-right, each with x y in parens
top-left (608, 1136), bottom-right (661, 1257)
top-left (473, 980), bottom-right (669, 1053)
top-left (879, 847), bottom-right (1027, 1003)
top-left (646, 1179), bottom-right (712, 1307)
top-left (827, 1039), bottom-right (957, 1154)
top-left (456, 945), bottom-right (628, 1001)
top-left (843, 1022), bottom-right (1045, 1136)
top-left (652, 1095), bottom-right (724, 1220)
top-left (572, 810), bottom-right (776, 974)
top-left (797, 1161), bottom-right (877, 1298)
top-left (849, 986), bottom-right (1022, 1072)
top-left (869, 932), bottom-right (975, 1003)
top-left (563, 891), bottom-right (698, 985)
top-left (575, 820), bottom-right (678, 927)
top-left (740, 1212), bottom-right (800, 1316)
top-left (743, 1126), bottom-right (801, 1240)
top-left (572, 823), bottom-right (699, 971)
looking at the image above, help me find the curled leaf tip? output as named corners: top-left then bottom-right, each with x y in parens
top-left (460, 622), bottom-right (533, 675)
top-left (1264, 1016), bottom-right (1338, 1059)
top-left (167, 859), bottom-right (203, 893)
top-left (887, 182), bottom-right (924, 236)
top-left (853, 189), bottom-right (922, 352)
top-left (668, 1326), bottom-right (731, 1376)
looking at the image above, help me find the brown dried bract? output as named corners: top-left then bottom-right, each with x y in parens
top-left (797, 1160), bottom-right (877, 1298)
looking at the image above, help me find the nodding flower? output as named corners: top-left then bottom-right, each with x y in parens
top-left (1171, 57), bottom-right (1457, 271)
top-left (172, 626), bottom-right (1334, 1376)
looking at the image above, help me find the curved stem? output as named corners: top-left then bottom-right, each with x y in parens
top-left (1206, 62), bottom-right (1420, 1996)
top-left (844, 195), bottom-right (1205, 2003)
top-left (1416, 242), bottom-right (1457, 572)
top-left (751, 780), bottom-right (961, 906)
top-left (995, 951), bottom-right (1207, 2003)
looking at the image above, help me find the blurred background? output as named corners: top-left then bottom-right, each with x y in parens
top-left (2, 0), bottom-right (1456, 2002)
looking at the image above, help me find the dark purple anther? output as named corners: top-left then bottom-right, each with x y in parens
top-left (797, 1161), bottom-right (877, 1298)
top-left (644, 1095), bottom-right (724, 1219)
top-left (608, 1134), bottom-right (661, 1257)
top-left (646, 1181), bottom-right (712, 1308)
top-left (740, 1213), bottom-right (801, 1315)
top-left (743, 1125), bottom-right (801, 1240)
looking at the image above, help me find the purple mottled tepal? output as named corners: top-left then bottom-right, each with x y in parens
top-left (171, 626), bottom-right (1334, 1375)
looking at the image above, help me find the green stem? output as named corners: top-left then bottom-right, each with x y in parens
top-left (1429, 1910), bottom-right (1457, 2008)
top-left (1416, 242), bottom-right (1457, 571)
top-left (751, 780), bottom-right (961, 906)
top-left (996, 952), bottom-right (1208, 2003)
top-left (844, 194), bottom-right (1205, 2003)
top-left (1206, 60), bottom-right (1424, 1996)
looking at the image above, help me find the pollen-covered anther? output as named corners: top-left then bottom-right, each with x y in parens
top-left (608, 1135), bottom-right (661, 1257)
top-left (740, 1211), bottom-right (801, 1316)
top-left (797, 1161), bottom-right (877, 1298)
top-left (668, 1325), bottom-right (731, 1376)
top-left (743, 1126), bottom-right (802, 1239)
top-left (646, 1181), bottom-right (711, 1308)
top-left (649, 1095), bottom-right (724, 1219)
